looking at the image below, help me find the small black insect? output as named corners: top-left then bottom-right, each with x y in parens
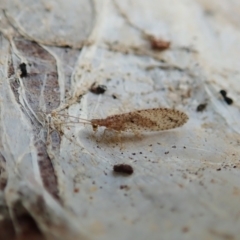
top-left (219, 89), bottom-right (233, 105)
top-left (219, 90), bottom-right (227, 97)
top-left (19, 63), bottom-right (27, 78)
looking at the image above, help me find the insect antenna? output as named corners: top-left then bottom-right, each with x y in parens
top-left (51, 112), bottom-right (92, 123)
top-left (58, 121), bottom-right (92, 126)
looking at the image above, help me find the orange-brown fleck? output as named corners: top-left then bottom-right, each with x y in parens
top-left (149, 37), bottom-right (171, 51)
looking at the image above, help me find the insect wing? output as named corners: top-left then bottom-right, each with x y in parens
top-left (124, 108), bottom-right (188, 132)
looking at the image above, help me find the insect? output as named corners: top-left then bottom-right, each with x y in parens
top-left (219, 89), bottom-right (233, 105)
top-left (52, 108), bottom-right (188, 135)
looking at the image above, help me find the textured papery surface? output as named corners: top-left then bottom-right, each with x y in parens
top-left (0, 0), bottom-right (240, 240)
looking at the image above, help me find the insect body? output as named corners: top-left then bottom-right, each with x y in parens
top-left (51, 108), bottom-right (188, 135)
top-left (90, 108), bottom-right (188, 133)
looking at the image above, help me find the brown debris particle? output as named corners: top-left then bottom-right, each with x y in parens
top-left (149, 36), bottom-right (171, 51)
top-left (120, 185), bottom-right (130, 190)
top-left (90, 82), bottom-right (107, 94)
top-left (182, 226), bottom-right (189, 233)
top-left (113, 164), bottom-right (133, 175)
top-left (196, 103), bottom-right (207, 112)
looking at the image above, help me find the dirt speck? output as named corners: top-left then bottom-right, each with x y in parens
top-left (113, 164), bottom-right (133, 175)
top-left (196, 103), bottom-right (207, 112)
top-left (19, 63), bottom-right (27, 78)
top-left (182, 226), bottom-right (189, 233)
top-left (90, 82), bottom-right (107, 94)
top-left (149, 36), bottom-right (171, 51)
top-left (120, 185), bottom-right (130, 190)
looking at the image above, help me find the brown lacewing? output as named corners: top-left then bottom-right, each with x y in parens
top-left (51, 108), bottom-right (188, 133)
